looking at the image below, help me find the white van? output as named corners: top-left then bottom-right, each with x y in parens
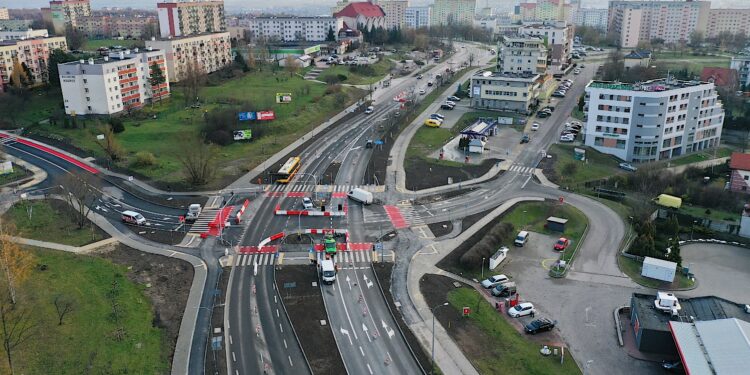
top-left (514, 230), bottom-right (530, 247)
top-left (121, 210), bottom-right (146, 225)
top-left (320, 259), bottom-right (336, 284)
top-left (347, 188), bottom-right (373, 204)
top-left (365, 106), bottom-right (374, 114)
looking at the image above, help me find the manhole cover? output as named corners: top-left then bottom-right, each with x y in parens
top-left (320, 320), bottom-right (327, 326)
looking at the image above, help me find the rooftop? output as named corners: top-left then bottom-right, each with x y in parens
top-left (587, 78), bottom-right (712, 92)
top-left (473, 70), bottom-right (540, 81)
top-left (62, 48), bottom-right (161, 65)
top-left (624, 49), bottom-right (651, 59)
top-left (670, 318), bottom-right (750, 375)
top-left (632, 293), bottom-right (750, 332)
top-left (729, 152), bottom-right (750, 171)
top-left (334, 2), bottom-right (385, 18)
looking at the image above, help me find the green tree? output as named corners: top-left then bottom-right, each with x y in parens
top-left (326, 26), bottom-right (336, 42)
top-left (234, 52), bottom-right (249, 72)
top-left (148, 61), bottom-right (166, 105)
top-left (577, 94), bottom-right (585, 111)
top-left (64, 25), bottom-right (85, 51)
top-left (47, 49), bottom-right (76, 87)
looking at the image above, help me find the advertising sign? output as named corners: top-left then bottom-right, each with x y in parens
top-left (276, 93), bottom-right (292, 104)
top-left (303, 45), bottom-right (321, 55)
top-left (238, 112), bottom-right (257, 121)
top-left (233, 130), bottom-right (252, 141)
top-left (0, 161), bottom-right (13, 175)
top-left (257, 111), bottom-right (276, 121)
top-left (472, 85), bottom-right (480, 97)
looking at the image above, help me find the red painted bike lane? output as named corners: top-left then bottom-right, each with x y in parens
top-left (383, 205), bottom-right (408, 229)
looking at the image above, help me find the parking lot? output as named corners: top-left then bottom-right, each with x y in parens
top-left (681, 243), bottom-right (750, 303)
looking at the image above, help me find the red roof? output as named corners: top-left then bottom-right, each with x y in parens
top-left (334, 1), bottom-right (385, 18)
top-left (700, 67), bottom-right (738, 88)
top-left (730, 152), bottom-right (750, 171)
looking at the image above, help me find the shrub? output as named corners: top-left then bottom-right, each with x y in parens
top-left (132, 151), bottom-right (157, 167)
top-left (460, 222), bottom-right (514, 268)
top-left (322, 75), bottom-right (340, 85)
top-left (109, 118), bottom-right (125, 133)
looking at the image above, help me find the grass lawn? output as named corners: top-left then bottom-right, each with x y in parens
top-left (665, 147), bottom-right (733, 167)
top-left (619, 255), bottom-right (695, 289)
top-left (447, 288), bottom-right (581, 375)
top-left (571, 107), bottom-right (585, 121)
top-left (28, 70), bottom-right (365, 186)
top-left (1, 88), bottom-right (64, 128)
top-left (2, 200), bottom-right (109, 246)
top-left (84, 38), bottom-right (145, 51)
top-left (320, 59), bottom-right (395, 85)
top-left (0, 164), bottom-right (30, 186)
top-left (548, 144), bottom-right (622, 186)
top-left (652, 51), bottom-right (731, 76)
top-left (9, 247), bottom-right (168, 374)
top-left (679, 204), bottom-right (738, 223)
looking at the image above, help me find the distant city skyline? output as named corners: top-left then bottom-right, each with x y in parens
top-left (1, 0), bottom-right (749, 12)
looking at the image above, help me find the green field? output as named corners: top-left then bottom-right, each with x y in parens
top-left (663, 147), bottom-right (733, 167)
top-left (6, 247), bottom-right (168, 374)
top-left (28, 71), bottom-right (365, 186)
top-left (0, 164), bottom-right (30, 186)
top-left (320, 59), bottom-right (395, 85)
top-left (84, 38), bottom-right (145, 51)
top-left (652, 51), bottom-right (731, 76)
top-left (619, 255), bottom-right (695, 289)
top-left (447, 288), bottom-right (581, 374)
top-left (2, 200), bottom-right (108, 246)
top-left (548, 144), bottom-right (622, 186)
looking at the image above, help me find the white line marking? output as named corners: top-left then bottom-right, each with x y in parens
top-left (229, 335), bottom-right (233, 345)
top-left (367, 363), bottom-right (373, 374)
top-left (276, 309), bottom-right (280, 317)
top-left (521, 175), bottom-right (532, 189)
top-left (284, 339), bottom-right (288, 349)
top-left (288, 355), bottom-right (293, 366)
top-left (232, 352), bottom-right (236, 362)
top-left (279, 323), bottom-right (283, 333)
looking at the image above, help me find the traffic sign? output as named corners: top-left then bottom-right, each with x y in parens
top-left (463, 307), bottom-right (470, 316)
top-left (558, 196), bottom-right (564, 204)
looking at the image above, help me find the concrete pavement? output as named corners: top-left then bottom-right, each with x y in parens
top-left (7, 236), bottom-right (118, 254)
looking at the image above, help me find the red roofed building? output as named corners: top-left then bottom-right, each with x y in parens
top-left (334, 1), bottom-right (386, 32)
top-left (729, 152), bottom-right (750, 193)
top-left (701, 67), bottom-right (739, 90)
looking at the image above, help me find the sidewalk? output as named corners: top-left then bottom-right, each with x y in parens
top-left (8, 236), bottom-right (118, 254)
top-left (0, 150), bottom-right (47, 189)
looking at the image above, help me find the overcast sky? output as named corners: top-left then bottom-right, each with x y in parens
top-left (1, 0), bottom-right (749, 11)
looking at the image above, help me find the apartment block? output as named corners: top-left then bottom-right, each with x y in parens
top-left (518, 21), bottom-right (573, 70)
top-left (431, 0), bottom-right (476, 26)
top-left (238, 16), bottom-right (336, 42)
top-left (77, 15), bottom-right (158, 38)
top-left (58, 48), bottom-right (170, 115)
top-left (157, 0), bottom-right (225, 38)
top-left (0, 20), bottom-right (34, 31)
top-left (0, 29), bottom-right (49, 41)
top-left (0, 36), bottom-right (67, 89)
top-left (0, 8), bottom-right (9, 20)
top-left (376, 0), bottom-right (408, 29)
top-left (48, 0), bottom-right (92, 35)
top-left (706, 9), bottom-right (750, 38)
top-left (516, 0), bottom-right (575, 23)
top-left (607, 0), bottom-right (710, 48)
top-left (583, 78), bottom-right (724, 162)
top-left (145, 32), bottom-right (231, 82)
top-left (405, 6), bottom-right (431, 28)
top-left (574, 8), bottom-right (608, 29)
top-left (731, 56), bottom-right (750, 90)
top-left (470, 70), bottom-right (541, 114)
top-left (497, 35), bottom-right (548, 75)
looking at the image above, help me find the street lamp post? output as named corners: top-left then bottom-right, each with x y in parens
top-left (431, 302), bottom-right (450, 375)
top-left (522, 210), bottom-right (528, 229)
top-left (481, 257), bottom-right (486, 279)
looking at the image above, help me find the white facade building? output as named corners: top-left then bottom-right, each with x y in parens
top-left (574, 8), bottom-right (608, 29)
top-left (0, 29), bottom-right (49, 41)
top-left (431, 0), bottom-right (476, 26)
top-left (376, 0), bottom-right (408, 29)
top-left (238, 17), bottom-right (336, 42)
top-left (405, 6), bottom-right (431, 28)
top-left (470, 70), bottom-right (541, 114)
top-left (518, 21), bottom-right (573, 70)
top-left (498, 35), bottom-right (547, 74)
top-left (731, 56), bottom-right (750, 90)
top-left (58, 48), bottom-right (170, 115)
top-left (145, 32), bottom-right (231, 82)
top-left (584, 78), bottom-right (724, 162)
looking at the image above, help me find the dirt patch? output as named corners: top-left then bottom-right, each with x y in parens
top-left (128, 226), bottom-right (186, 245)
top-left (95, 243), bottom-right (193, 366)
top-left (428, 221), bottom-right (453, 238)
top-left (206, 266), bottom-right (231, 375)
top-left (372, 263), bottom-right (432, 372)
top-left (284, 234), bottom-right (314, 244)
top-left (537, 152), bottom-right (560, 183)
top-left (275, 265), bottom-right (345, 375)
top-left (413, 187), bottom-right (477, 205)
top-left (461, 207), bottom-right (495, 234)
top-left (322, 162), bottom-right (341, 184)
top-left (405, 157), bottom-right (500, 191)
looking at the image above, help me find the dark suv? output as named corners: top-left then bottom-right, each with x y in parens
top-left (524, 318), bottom-right (556, 334)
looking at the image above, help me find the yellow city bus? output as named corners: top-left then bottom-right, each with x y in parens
top-left (275, 156), bottom-right (301, 184)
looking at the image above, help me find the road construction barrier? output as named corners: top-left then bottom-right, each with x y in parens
top-left (274, 209), bottom-right (346, 217)
top-left (304, 228), bottom-right (348, 235)
top-left (258, 232), bottom-right (285, 247)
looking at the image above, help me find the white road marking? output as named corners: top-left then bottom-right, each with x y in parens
top-left (229, 335), bottom-right (233, 345)
top-left (288, 355), bottom-right (293, 366)
top-left (336, 279), bottom-right (359, 340)
top-left (276, 309), bottom-right (280, 318)
top-left (521, 175), bottom-right (532, 189)
top-left (279, 323), bottom-right (283, 333)
top-left (360, 346), bottom-right (365, 356)
top-left (232, 352), bottom-right (236, 362)
top-left (284, 339), bottom-right (288, 349)
top-left (367, 363), bottom-right (373, 374)
top-left (340, 327), bottom-right (353, 345)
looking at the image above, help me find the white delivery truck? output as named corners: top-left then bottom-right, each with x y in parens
top-left (347, 188), bottom-right (373, 205)
top-left (320, 259), bottom-right (337, 284)
top-left (185, 204), bottom-right (202, 223)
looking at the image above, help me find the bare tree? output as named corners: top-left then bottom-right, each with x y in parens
top-left (284, 55), bottom-right (299, 77)
top-left (56, 172), bottom-right (99, 229)
top-left (468, 52), bottom-right (475, 67)
top-left (0, 224), bottom-right (36, 305)
top-left (174, 136), bottom-right (216, 186)
top-left (94, 123), bottom-right (123, 162)
top-left (182, 60), bottom-right (207, 107)
top-left (0, 298), bottom-right (36, 375)
top-left (53, 295), bottom-right (76, 325)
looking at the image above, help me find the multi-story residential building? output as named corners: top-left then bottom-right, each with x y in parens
top-left (0, 36), bottom-right (67, 90)
top-left (405, 6), bottom-right (431, 28)
top-left (145, 32), bottom-right (231, 82)
top-left (376, 0), bottom-right (408, 29)
top-left (334, 2), bottom-right (386, 32)
top-left (0, 20), bottom-right (34, 31)
top-left (518, 21), bottom-right (573, 70)
top-left (516, 0), bottom-right (575, 23)
top-left (731, 56), bottom-right (750, 90)
top-left (58, 48), bottom-right (170, 115)
top-left (46, 0), bottom-right (92, 35)
top-left (470, 70), bottom-right (541, 114)
top-left (0, 8), bottom-right (9, 20)
top-left (238, 16), bottom-right (336, 42)
top-left (431, 0), bottom-right (476, 26)
top-left (77, 15), bottom-right (158, 39)
top-left (706, 9), bottom-right (750, 39)
top-left (583, 78), bottom-right (724, 162)
top-left (157, 0), bottom-right (225, 38)
top-left (607, 0), bottom-right (710, 48)
top-left (0, 29), bottom-right (50, 41)
top-left (573, 8), bottom-right (608, 29)
top-left (497, 35), bottom-right (547, 75)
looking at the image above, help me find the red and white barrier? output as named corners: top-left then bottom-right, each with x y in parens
top-left (304, 228), bottom-right (348, 235)
top-left (274, 209), bottom-right (345, 217)
top-left (258, 232), bottom-right (285, 247)
top-left (235, 199), bottom-right (251, 224)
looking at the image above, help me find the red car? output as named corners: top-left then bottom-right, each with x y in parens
top-left (554, 238), bottom-right (570, 251)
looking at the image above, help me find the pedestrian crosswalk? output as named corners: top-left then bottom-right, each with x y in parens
top-left (187, 208), bottom-right (220, 234)
top-left (233, 250), bottom-right (375, 267)
top-left (363, 203), bottom-right (425, 228)
top-left (234, 252), bottom-right (277, 266)
top-left (265, 184), bottom-right (379, 194)
top-left (397, 202), bottom-right (426, 227)
top-left (508, 164), bottom-right (536, 175)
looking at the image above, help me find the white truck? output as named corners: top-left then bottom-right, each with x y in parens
top-left (320, 259), bottom-right (337, 284)
top-left (185, 204), bottom-right (201, 223)
top-left (347, 188), bottom-right (373, 205)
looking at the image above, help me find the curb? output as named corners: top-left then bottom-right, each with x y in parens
top-left (272, 265), bottom-right (313, 374)
top-left (614, 305), bottom-right (628, 347)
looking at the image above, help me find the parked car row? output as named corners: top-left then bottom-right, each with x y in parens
top-left (552, 79), bottom-right (573, 98)
top-left (441, 97), bottom-right (459, 110)
top-left (423, 113), bottom-right (445, 127)
top-left (536, 105), bottom-right (554, 118)
top-left (560, 121), bottom-right (582, 143)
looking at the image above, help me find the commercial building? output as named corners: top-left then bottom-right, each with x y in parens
top-left (516, 0), bottom-right (575, 23)
top-left (518, 21), bottom-right (573, 70)
top-left (731, 55), bottom-right (750, 90)
top-left (157, 0), bottom-right (226, 38)
top-left (405, 6), bottom-right (431, 28)
top-left (0, 36), bottom-right (67, 90)
top-left (706, 8), bottom-right (750, 39)
top-left (237, 16), bottom-right (336, 42)
top-left (607, 0), bottom-right (710, 48)
top-left (333, 1), bottom-right (386, 32)
top-left (46, 0), bottom-right (92, 35)
top-left (376, 0), bottom-right (407, 30)
top-left (573, 7), bottom-right (607, 29)
top-left (0, 8), bottom-right (8, 20)
top-left (470, 70), bottom-right (541, 114)
top-left (145, 32), bottom-right (231, 82)
top-left (431, 0), bottom-right (476, 26)
top-left (0, 29), bottom-right (49, 41)
top-left (497, 35), bottom-right (547, 74)
top-left (77, 15), bottom-right (158, 39)
top-left (58, 48), bottom-right (170, 115)
top-left (583, 78), bottom-right (725, 162)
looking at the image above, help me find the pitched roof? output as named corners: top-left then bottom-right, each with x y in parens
top-left (624, 49), bottom-right (651, 59)
top-left (700, 67), bottom-right (738, 87)
top-left (730, 152), bottom-right (750, 171)
top-left (334, 1), bottom-right (385, 18)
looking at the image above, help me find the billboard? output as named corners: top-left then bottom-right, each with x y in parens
top-left (276, 93), bottom-right (292, 104)
top-left (303, 45), bottom-right (321, 55)
top-left (238, 112), bottom-right (256, 121)
top-left (257, 111), bottom-right (276, 121)
top-left (233, 130), bottom-right (252, 141)
top-left (0, 161), bottom-right (13, 175)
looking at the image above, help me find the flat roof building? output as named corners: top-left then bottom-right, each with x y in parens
top-left (0, 36), bottom-right (67, 90)
top-left (237, 16), bottom-right (336, 42)
top-left (145, 32), bottom-right (231, 82)
top-left (498, 35), bottom-right (548, 75)
top-left (518, 21), bottom-right (573, 71)
top-left (157, 0), bottom-right (225, 38)
top-left (470, 70), bottom-right (541, 114)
